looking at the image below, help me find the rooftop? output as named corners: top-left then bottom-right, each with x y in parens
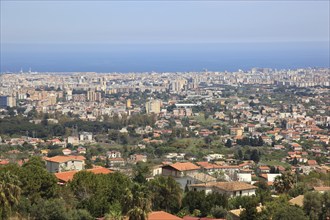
top-left (190, 181), bottom-right (257, 192)
top-left (45, 155), bottom-right (86, 163)
top-left (165, 162), bottom-right (200, 171)
top-left (148, 211), bottom-right (182, 220)
top-left (55, 166), bottom-right (112, 183)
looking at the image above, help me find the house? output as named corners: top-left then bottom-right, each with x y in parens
top-left (151, 165), bottom-right (163, 176)
top-left (204, 153), bottom-right (225, 161)
top-left (129, 154), bottom-right (147, 163)
top-left (67, 136), bottom-right (79, 146)
top-left (196, 161), bottom-right (222, 173)
top-left (77, 146), bottom-right (86, 154)
top-left (236, 173), bottom-right (252, 183)
top-left (313, 186), bottom-right (330, 193)
top-left (162, 162), bottom-right (200, 178)
top-left (45, 155), bottom-right (85, 173)
top-left (230, 128), bottom-right (243, 137)
top-left (185, 173), bottom-right (216, 185)
top-left (0, 159), bottom-right (10, 166)
top-left (79, 132), bottom-right (93, 142)
top-left (109, 158), bottom-right (125, 167)
top-left (307, 160), bottom-right (318, 167)
top-left (54, 166), bottom-right (112, 184)
top-left (62, 148), bottom-right (72, 155)
top-left (147, 211), bottom-right (182, 220)
top-left (107, 150), bottom-right (122, 158)
top-left (256, 166), bottom-right (270, 175)
top-left (259, 173), bottom-right (282, 185)
top-left (189, 181), bottom-right (257, 197)
top-left (291, 143), bottom-right (303, 152)
top-left (273, 145), bottom-right (285, 150)
top-left (162, 162), bottom-right (200, 189)
top-left (247, 124), bottom-right (256, 133)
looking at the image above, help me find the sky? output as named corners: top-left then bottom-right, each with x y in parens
top-left (1, 1), bottom-right (329, 44)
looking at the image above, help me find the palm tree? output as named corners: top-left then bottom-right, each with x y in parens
top-left (0, 172), bottom-right (21, 219)
top-left (274, 172), bottom-right (295, 194)
top-left (105, 201), bottom-right (124, 220)
top-left (125, 184), bottom-right (151, 220)
top-left (148, 176), bottom-right (182, 213)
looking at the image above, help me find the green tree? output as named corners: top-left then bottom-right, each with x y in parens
top-left (273, 172), bottom-right (296, 194)
top-left (29, 198), bottom-right (69, 220)
top-left (210, 206), bottom-right (227, 218)
top-left (105, 201), bottom-right (123, 220)
top-left (239, 199), bottom-right (258, 220)
top-left (303, 191), bottom-right (323, 220)
top-left (69, 171), bottom-right (131, 217)
top-left (148, 176), bottom-right (182, 213)
top-left (250, 149), bottom-right (260, 163)
top-left (255, 181), bottom-right (272, 204)
top-left (124, 184), bottom-right (151, 220)
top-left (273, 205), bottom-right (307, 220)
top-left (225, 139), bottom-right (232, 148)
top-left (20, 158), bottom-right (58, 203)
top-left (182, 190), bottom-right (206, 214)
top-left (321, 191), bottom-right (330, 219)
top-left (133, 162), bottom-right (151, 184)
top-left (0, 172), bottom-right (21, 219)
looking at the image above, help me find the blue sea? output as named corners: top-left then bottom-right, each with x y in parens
top-left (1, 42), bottom-right (329, 73)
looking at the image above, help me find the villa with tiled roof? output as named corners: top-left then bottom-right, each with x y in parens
top-left (189, 181), bottom-right (257, 197)
top-left (45, 155), bottom-right (86, 173)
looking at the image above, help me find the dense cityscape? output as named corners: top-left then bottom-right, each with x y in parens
top-left (1, 0), bottom-right (329, 219)
top-left (0, 68), bottom-right (329, 220)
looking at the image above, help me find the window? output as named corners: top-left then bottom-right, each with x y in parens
top-left (240, 190), bottom-right (242, 196)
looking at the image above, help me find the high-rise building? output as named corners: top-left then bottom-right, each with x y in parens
top-left (145, 99), bottom-right (161, 114)
top-left (0, 96), bottom-right (16, 108)
top-left (87, 89), bottom-right (102, 102)
top-left (126, 99), bottom-right (132, 109)
top-left (87, 89), bottom-right (95, 101)
top-left (170, 79), bottom-right (187, 92)
top-left (66, 89), bottom-right (73, 101)
top-left (0, 96), bottom-right (7, 108)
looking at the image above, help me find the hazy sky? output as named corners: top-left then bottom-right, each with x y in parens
top-left (1, 1), bottom-right (329, 44)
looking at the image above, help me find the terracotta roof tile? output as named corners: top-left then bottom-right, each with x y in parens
top-left (314, 186), bottom-right (330, 192)
top-left (168, 162), bottom-right (200, 171)
top-left (55, 166), bottom-right (112, 183)
top-left (45, 155), bottom-right (86, 163)
top-left (148, 211), bottom-right (182, 220)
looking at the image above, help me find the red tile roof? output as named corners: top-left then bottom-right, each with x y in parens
top-left (258, 166), bottom-right (270, 170)
top-left (55, 166), bottom-right (112, 183)
top-left (45, 155), bottom-right (86, 163)
top-left (307, 160), bottom-right (318, 166)
top-left (167, 162), bottom-right (200, 171)
top-left (148, 211), bottom-right (182, 220)
top-left (0, 159), bottom-right (10, 165)
top-left (314, 186), bottom-right (330, 192)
